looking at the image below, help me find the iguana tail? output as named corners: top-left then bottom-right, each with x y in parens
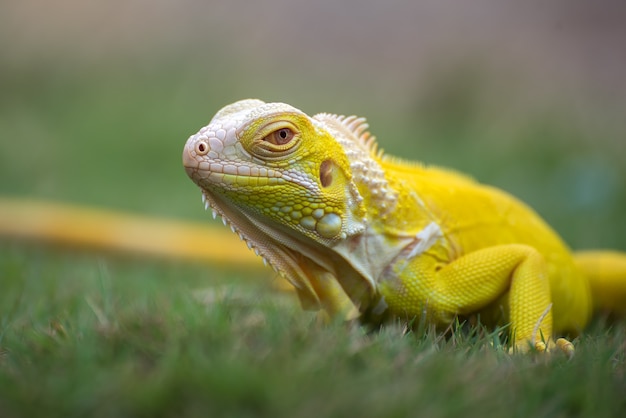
top-left (574, 251), bottom-right (626, 315)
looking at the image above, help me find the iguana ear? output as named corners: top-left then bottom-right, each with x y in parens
top-left (319, 159), bottom-right (335, 188)
top-left (313, 112), bottom-right (397, 219)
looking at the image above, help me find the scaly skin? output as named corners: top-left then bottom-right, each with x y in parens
top-left (182, 99), bottom-right (626, 353)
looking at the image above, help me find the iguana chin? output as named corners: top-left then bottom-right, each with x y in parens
top-left (182, 99), bottom-right (626, 353)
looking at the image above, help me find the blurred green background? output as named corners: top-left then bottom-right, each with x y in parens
top-left (1, 0), bottom-right (625, 248)
top-left (1, 2), bottom-right (626, 416)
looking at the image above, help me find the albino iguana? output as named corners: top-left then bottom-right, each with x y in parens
top-left (182, 99), bottom-right (626, 353)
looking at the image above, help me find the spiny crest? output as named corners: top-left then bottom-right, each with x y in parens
top-left (313, 113), bottom-right (384, 160)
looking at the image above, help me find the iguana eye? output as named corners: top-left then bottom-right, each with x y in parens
top-left (248, 120), bottom-right (300, 158)
top-left (263, 128), bottom-right (294, 145)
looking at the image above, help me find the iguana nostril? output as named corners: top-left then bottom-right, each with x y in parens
top-left (196, 141), bottom-right (209, 155)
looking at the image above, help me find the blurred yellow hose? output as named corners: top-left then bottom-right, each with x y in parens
top-left (0, 197), bottom-right (262, 268)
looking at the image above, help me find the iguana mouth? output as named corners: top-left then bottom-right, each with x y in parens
top-left (183, 157), bottom-right (283, 181)
top-left (182, 138), bottom-right (290, 192)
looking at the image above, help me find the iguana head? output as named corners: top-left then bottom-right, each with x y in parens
top-left (183, 99), bottom-right (396, 315)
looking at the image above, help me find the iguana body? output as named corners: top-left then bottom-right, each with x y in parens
top-left (182, 99), bottom-right (626, 352)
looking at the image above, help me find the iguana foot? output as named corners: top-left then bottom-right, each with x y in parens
top-left (555, 337), bottom-right (575, 358)
top-left (533, 337), bottom-right (575, 358)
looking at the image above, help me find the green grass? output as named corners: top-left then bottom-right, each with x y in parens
top-left (1, 241), bottom-right (625, 417)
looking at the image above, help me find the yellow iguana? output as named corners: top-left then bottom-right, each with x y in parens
top-left (182, 99), bottom-right (626, 353)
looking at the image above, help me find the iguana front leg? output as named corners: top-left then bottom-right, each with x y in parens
top-left (380, 244), bottom-right (556, 352)
top-left (293, 262), bottom-right (360, 321)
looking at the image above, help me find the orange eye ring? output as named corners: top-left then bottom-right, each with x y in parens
top-left (247, 120), bottom-right (301, 159)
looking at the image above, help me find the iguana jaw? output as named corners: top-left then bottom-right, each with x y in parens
top-left (191, 185), bottom-right (376, 312)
